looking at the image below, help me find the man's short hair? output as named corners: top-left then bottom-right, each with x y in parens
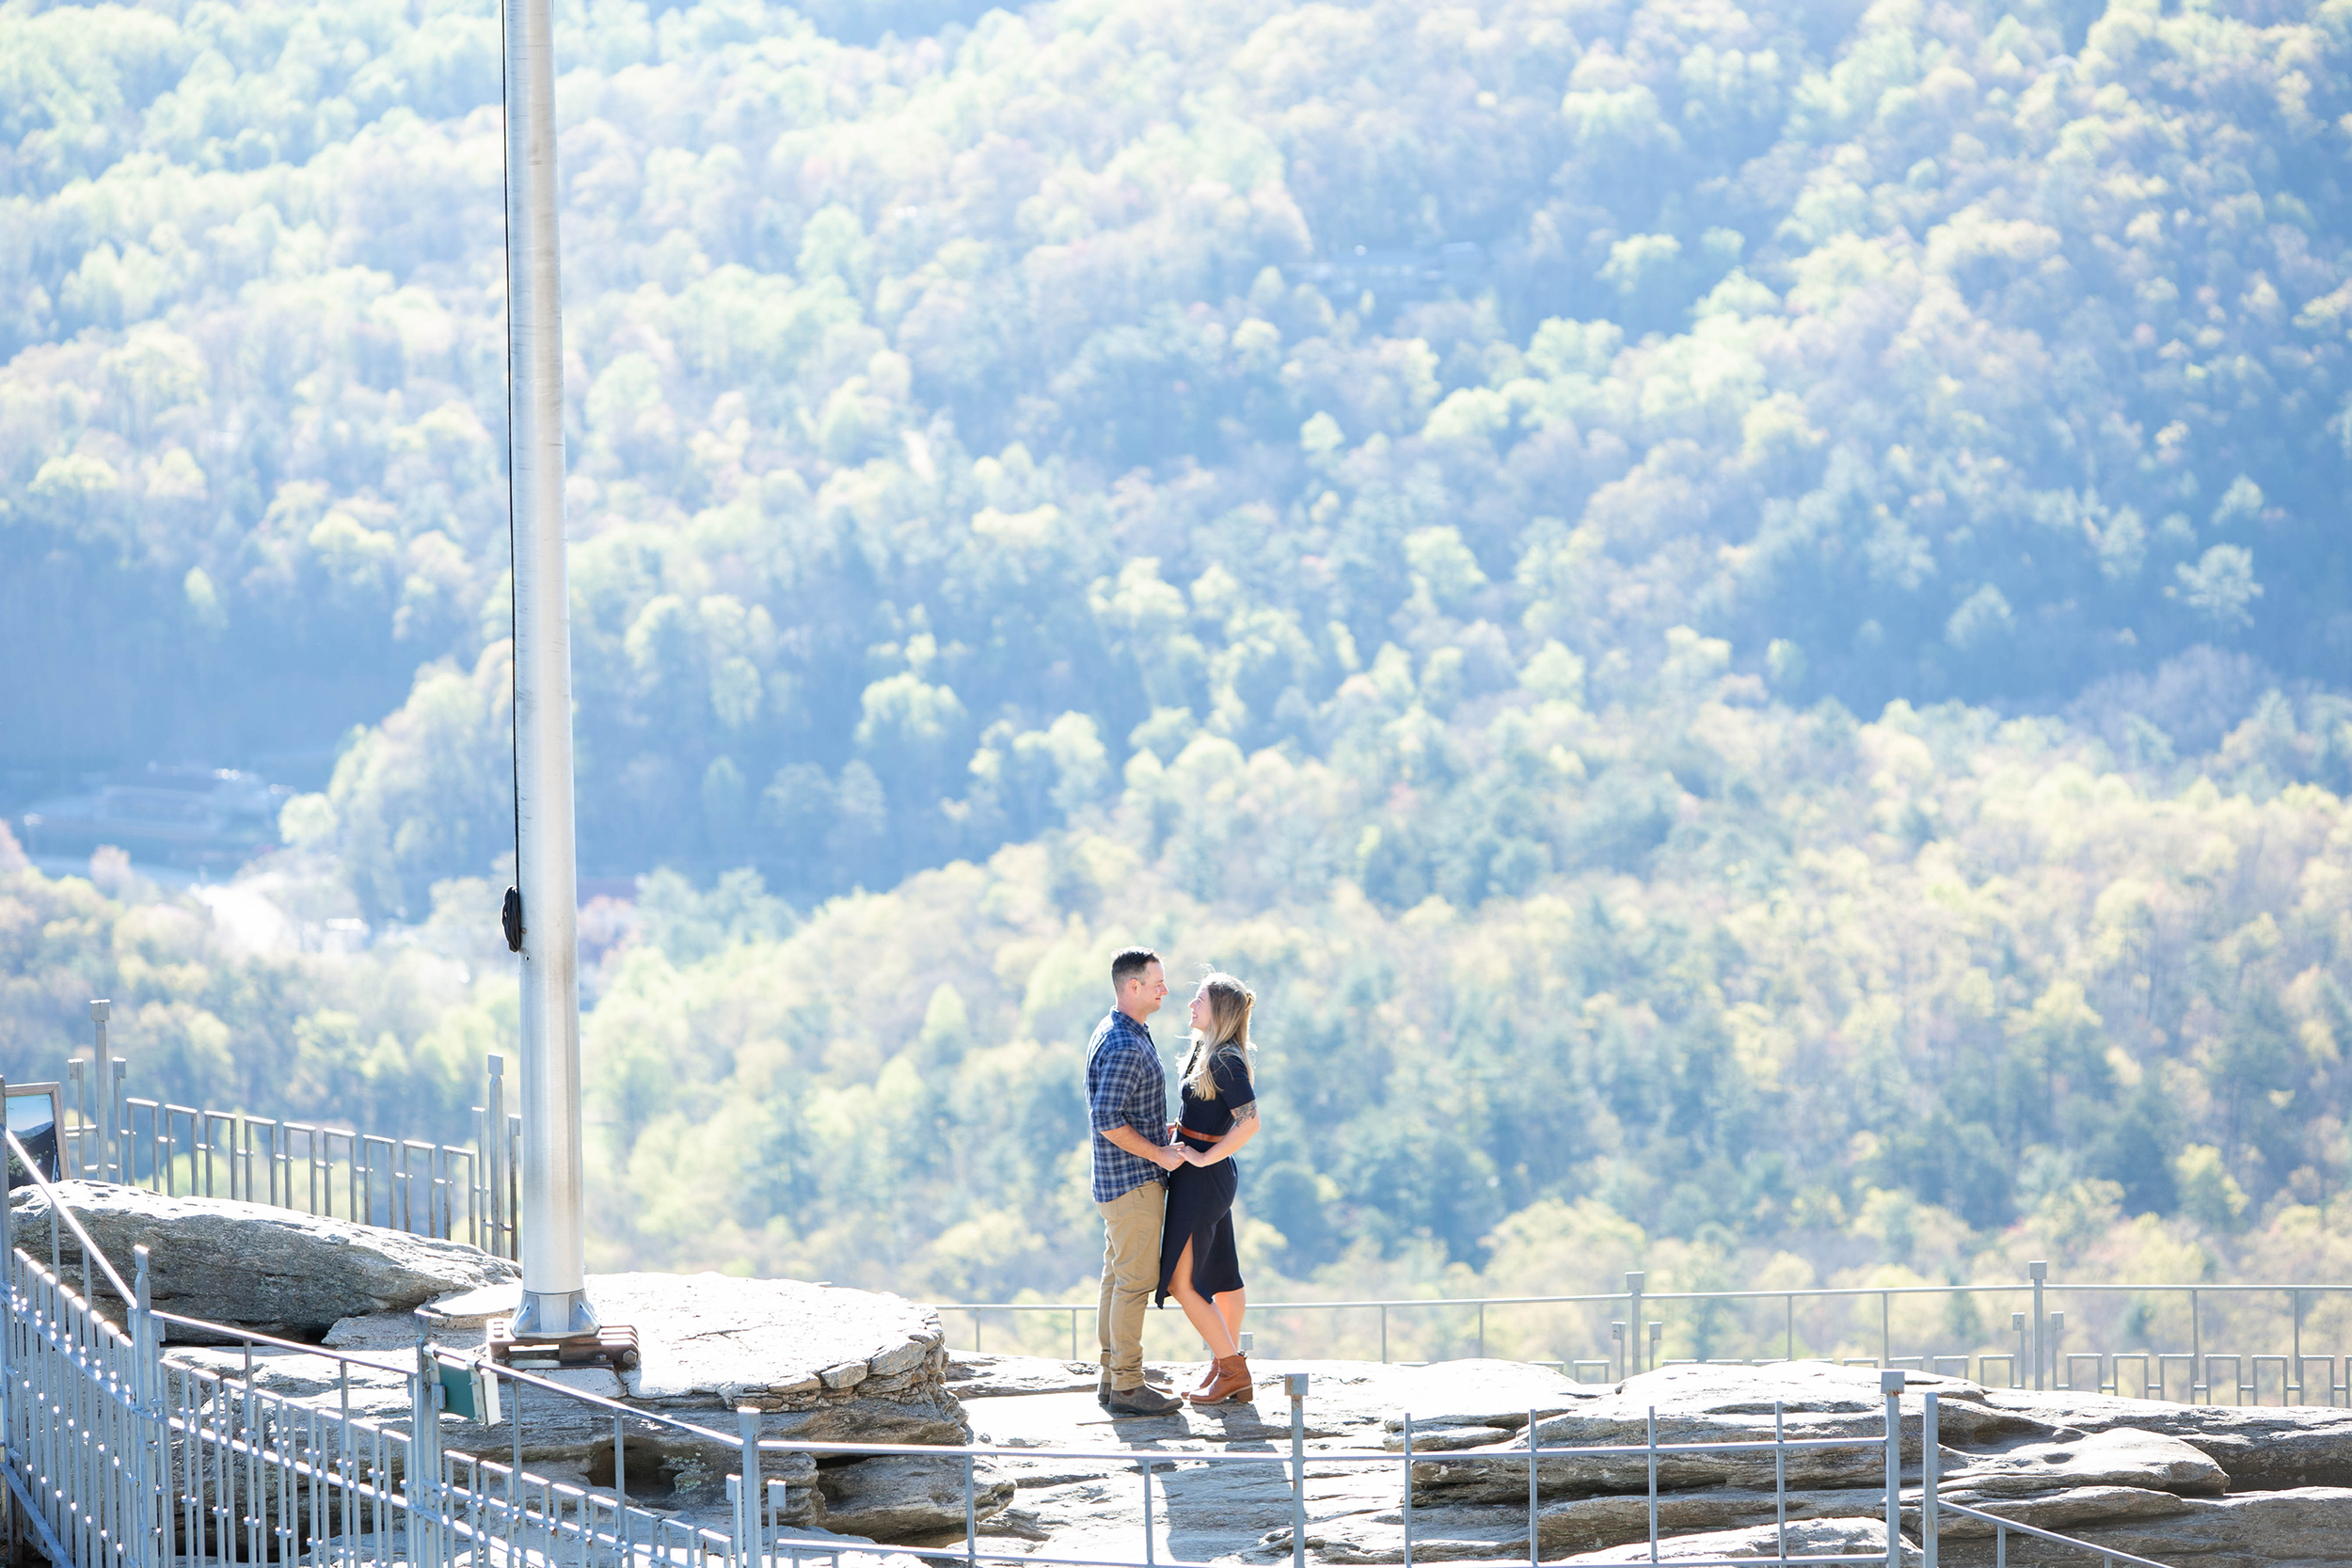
top-left (1111, 947), bottom-right (1161, 991)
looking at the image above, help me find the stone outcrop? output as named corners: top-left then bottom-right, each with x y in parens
top-left (818, 1456), bottom-right (1015, 1537)
top-left (946, 1355), bottom-right (2352, 1568)
top-left (40, 1183), bottom-right (2352, 1568)
top-left (11, 1180), bottom-right (516, 1336)
top-left (1970, 1386), bottom-right (2352, 1493)
top-left (175, 1268), bottom-right (965, 1531)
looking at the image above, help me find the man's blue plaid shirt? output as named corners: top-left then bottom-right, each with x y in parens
top-left (1086, 1008), bottom-right (1168, 1202)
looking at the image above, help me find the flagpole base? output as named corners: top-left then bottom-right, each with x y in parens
top-left (509, 1289), bottom-right (600, 1340)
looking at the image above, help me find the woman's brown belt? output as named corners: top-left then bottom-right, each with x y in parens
top-left (1178, 1124), bottom-right (1225, 1143)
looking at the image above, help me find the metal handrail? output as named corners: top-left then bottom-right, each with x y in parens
top-left (932, 1280), bottom-right (2352, 1312)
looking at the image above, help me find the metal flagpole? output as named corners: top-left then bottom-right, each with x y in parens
top-left (501, 0), bottom-right (595, 1343)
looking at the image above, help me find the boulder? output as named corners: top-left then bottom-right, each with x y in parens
top-left (11, 1181), bottom-right (516, 1336)
top-left (1937, 1426), bottom-right (2226, 1497)
top-left (1979, 1387), bottom-right (2352, 1494)
top-left (817, 1456), bottom-right (1014, 1539)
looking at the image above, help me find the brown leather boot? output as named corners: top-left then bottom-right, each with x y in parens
top-left (1187, 1353), bottom-right (1253, 1404)
top-left (1189, 1360), bottom-right (1222, 1395)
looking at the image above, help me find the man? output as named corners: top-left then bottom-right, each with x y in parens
top-left (1087, 946), bottom-right (1184, 1415)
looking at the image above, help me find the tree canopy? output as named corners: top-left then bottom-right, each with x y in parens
top-left (7, 0), bottom-right (2352, 1355)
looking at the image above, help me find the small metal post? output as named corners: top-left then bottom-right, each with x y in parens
top-left (1529, 1407), bottom-right (1542, 1568)
top-left (1645, 1406), bottom-right (1659, 1563)
top-left (1881, 1292), bottom-right (1890, 1368)
top-left (2049, 1312), bottom-right (2065, 1386)
top-left (1785, 1295), bottom-right (1794, 1362)
top-left (1381, 1304), bottom-right (1389, 1364)
top-left (410, 1312), bottom-right (445, 1568)
top-left (964, 1453), bottom-right (977, 1568)
top-left (131, 1244), bottom-right (157, 1568)
top-left (1773, 1402), bottom-right (1787, 1562)
top-left (1647, 1322), bottom-right (1661, 1373)
top-left (1626, 1274), bottom-right (1645, 1374)
top-left (1241, 1330), bottom-right (1253, 1354)
top-left (2028, 1261), bottom-right (2046, 1391)
top-left (486, 1056), bottom-right (508, 1259)
top-left (2293, 1291), bottom-right (2305, 1402)
top-left (90, 1001), bottom-right (113, 1180)
top-left (1403, 1413), bottom-right (1415, 1568)
top-left (1882, 1370), bottom-right (1903, 1568)
top-left (1612, 1323), bottom-right (1626, 1382)
top-left (2010, 1313), bottom-right (2026, 1388)
top-left (1922, 1390), bottom-right (1939, 1568)
top-left (2191, 1290), bottom-right (2202, 1402)
top-left (739, 1405), bottom-right (761, 1568)
top-left (1288, 1372), bottom-right (1310, 1568)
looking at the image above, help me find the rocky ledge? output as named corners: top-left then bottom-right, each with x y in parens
top-left (10, 1180), bottom-right (516, 1338)
top-left (928, 1354), bottom-right (2352, 1568)
top-left (28, 1185), bottom-right (2352, 1567)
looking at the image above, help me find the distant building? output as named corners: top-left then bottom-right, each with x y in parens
top-left (1287, 243), bottom-right (1487, 304)
top-left (20, 766), bottom-right (289, 870)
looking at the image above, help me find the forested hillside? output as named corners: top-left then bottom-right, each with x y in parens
top-left (8, 0), bottom-right (2352, 1348)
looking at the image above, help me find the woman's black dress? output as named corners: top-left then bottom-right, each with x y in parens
top-left (1155, 1046), bottom-right (1252, 1307)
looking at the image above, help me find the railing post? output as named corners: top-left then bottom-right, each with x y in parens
top-left (486, 1056), bottom-right (508, 1259)
top-left (1882, 1369), bottom-right (1903, 1568)
top-left (1922, 1389), bottom-right (1939, 1568)
top-left (1625, 1274), bottom-right (1645, 1376)
top-left (1288, 1372), bottom-right (1309, 1568)
top-left (1647, 1321), bottom-right (1661, 1373)
top-left (2028, 1261), bottom-right (2046, 1391)
top-left (409, 1313), bottom-right (445, 1568)
top-left (738, 1404), bottom-right (762, 1568)
top-left (90, 1000), bottom-right (113, 1180)
top-left (1402, 1413), bottom-right (1415, 1568)
top-left (2190, 1289), bottom-right (2202, 1402)
top-left (131, 1245), bottom-right (158, 1568)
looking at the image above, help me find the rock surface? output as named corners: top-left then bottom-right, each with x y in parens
top-left (950, 1355), bottom-right (2352, 1567)
top-left (1561, 1518), bottom-right (1921, 1564)
top-left (818, 1455), bottom-right (1015, 1537)
top-left (12, 1180), bottom-right (516, 1335)
top-left (42, 1185), bottom-right (2346, 1568)
top-left (1973, 1386), bottom-right (2352, 1493)
top-left (170, 1268), bottom-right (962, 1536)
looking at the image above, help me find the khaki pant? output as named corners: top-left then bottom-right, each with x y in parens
top-left (1095, 1180), bottom-right (1165, 1390)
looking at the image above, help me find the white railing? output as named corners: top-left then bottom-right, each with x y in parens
top-left (35, 997), bottom-right (2352, 1405)
top-left (930, 1269), bottom-right (2352, 1405)
top-left (0, 1123), bottom-right (2186, 1568)
top-left (54, 1002), bottom-right (519, 1259)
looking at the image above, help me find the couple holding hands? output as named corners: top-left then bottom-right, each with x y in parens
top-left (1085, 947), bottom-right (1263, 1414)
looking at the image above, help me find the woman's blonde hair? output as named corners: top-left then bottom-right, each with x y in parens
top-left (1180, 971), bottom-right (1256, 1099)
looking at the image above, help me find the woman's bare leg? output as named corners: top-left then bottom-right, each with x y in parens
top-left (1168, 1239), bottom-right (1238, 1357)
top-left (1215, 1289), bottom-right (1246, 1348)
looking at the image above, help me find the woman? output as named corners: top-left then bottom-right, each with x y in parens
top-left (1154, 971), bottom-right (1263, 1405)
